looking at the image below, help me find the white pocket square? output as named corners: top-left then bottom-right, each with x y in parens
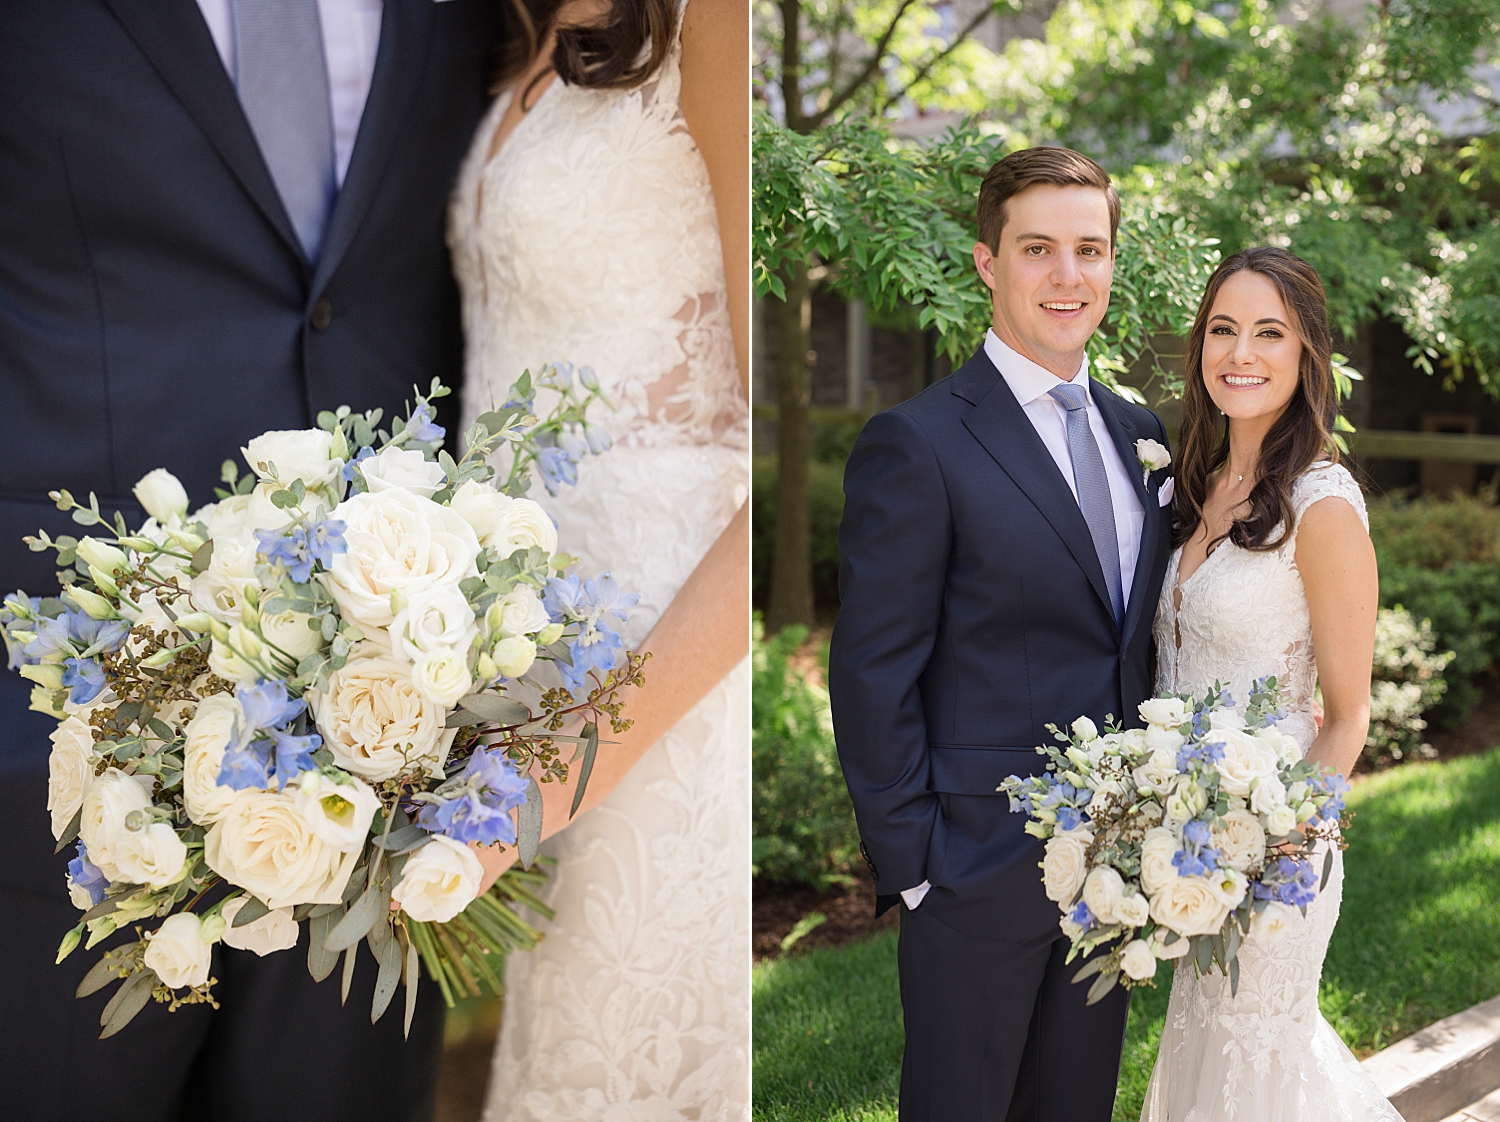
top-left (1158, 476), bottom-right (1175, 507)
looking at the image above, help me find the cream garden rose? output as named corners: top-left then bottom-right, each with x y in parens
top-left (488, 589), bottom-right (551, 639)
top-left (183, 694), bottom-right (247, 824)
top-left (1119, 938), bottom-right (1158, 981)
top-left (1042, 829), bottom-right (1092, 904)
top-left (412, 647), bottom-right (472, 706)
top-left (1148, 874), bottom-right (1232, 936)
top-left (144, 913), bottom-right (213, 989)
top-left (113, 820), bottom-right (189, 889)
top-left (191, 530), bottom-right (263, 624)
top-left (220, 896), bottom-right (299, 956)
top-left (1114, 891), bottom-right (1151, 927)
top-left (311, 645), bottom-right (456, 780)
top-left (1210, 727), bottom-right (1279, 797)
top-left (78, 768), bottom-right (155, 881)
top-left (449, 481), bottom-right (559, 558)
top-left (1212, 808), bottom-right (1267, 873)
top-left (204, 790), bottom-right (360, 910)
top-left (1139, 696), bottom-right (1188, 728)
top-left (1082, 866), bottom-right (1126, 924)
top-left (241, 428), bottom-right (342, 493)
top-left (361, 447), bottom-right (447, 498)
top-left (260, 610), bottom-right (326, 663)
top-left (1251, 901), bottom-right (1300, 945)
top-left (47, 715), bottom-right (96, 839)
top-left (391, 836), bottom-right (483, 922)
top-left (1138, 827), bottom-right (1180, 896)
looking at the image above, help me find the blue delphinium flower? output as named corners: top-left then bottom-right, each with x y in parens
top-left (342, 445), bottom-right (375, 485)
top-left (61, 657), bottom-right (106, 705)
top-left (67, 842), bottom-right (108, 907)
top-left (307, 519), bottom-right (348, 569)
top-left (1, 593), bottom-right (43, 670)
top-left (218, 743), bottom-right (273, 790)
top-left (407, 402), bottom-right (445, 443)
top-left (1173, 818), bottom-right (1222, 877)
top-left (582, 422), bottom-right (612, 455)
top-left (417, 747), bottom-right (530, 846)
top-left (216, 679), bottom-right (321, 790)
top-left (1069, 900), bottom-right (1096, 930)
top-left (256, 519), bottom-right (348, 584)
top-left (578, 366), bottom-right (600, 391)
top-left (1055, 806), bottom-right (1084, 831)
top-left (537, 446), bottom-right (577, 495)
top-left (536, 362), bottom-right (573, 390)
top-left (542, 573), bottom-right (640, 690)
top-left (23, 615), bottom-right (74, 662)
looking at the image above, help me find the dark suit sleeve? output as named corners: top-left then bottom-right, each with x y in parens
top-left (828, 408), bottom-right (951, 896)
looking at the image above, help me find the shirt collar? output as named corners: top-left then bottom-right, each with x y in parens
top-left (984, 329), bottom-right (1091, 409)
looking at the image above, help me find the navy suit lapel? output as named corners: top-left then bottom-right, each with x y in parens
top-left (1091, 382), bottom-right (1164, 648)
top-left (102, 0), bottom-right (308, 269)
top-left (955, 351), bottom-right (1118, 629)
top-left (312, 0), bottom-right (436, 296)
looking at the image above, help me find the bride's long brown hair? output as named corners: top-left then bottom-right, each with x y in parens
top-left (496, 0), bottom-right (676, 101)
top-left (1173, 246), bottom-right (1342, 552)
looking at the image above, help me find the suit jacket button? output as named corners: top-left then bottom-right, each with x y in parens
top-left (309, 298), bottom-right (333, 332)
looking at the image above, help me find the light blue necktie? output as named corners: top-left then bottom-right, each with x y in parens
top-left (1048, 383), bottom-right (1124, 625)
top-left (232, 0), bottom-right (337, 260)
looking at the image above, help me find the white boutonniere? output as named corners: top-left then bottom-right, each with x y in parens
top-left (1136, 438), bottom-right (1171, 488)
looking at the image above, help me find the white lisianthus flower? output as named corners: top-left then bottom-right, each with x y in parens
top-left (208, 625), bottom-right (262, 685)
top-left (391, 836), bottom-right (483, 922)
top-left (220, 897), bottom-right (299, 956)
top-left (182, 694), bottom-right (247, 824)
top-left (1254, 726), bottom-right (1303, 767)
top-left (1042, 830), bottom-right (1093, 904)
top-left (1210, 728), bottom-right (1280, 797)
top-left (76, 537), bottom-right (127, 576)
top-left (449, 482), bottom-right (559, 555)
top-left (1138, 827), bottom-right (1180, 897)
top-left (133, 468), bottom-right (190, 524)
top-left (1060, 914), bottom-right (1084, 940)
top-left (411, 647), bottom-right (473, 706)
top-left (489, 589), bottom-right (551, 639)
top-left (78, 768), bottom-right (154, 881)
top-left (1251, 901), bottom-right (1301, 946)
top-left (144, 913), bottom-right (213, 989)
top-left (1120, 938), bottom-right (1158, 981)
top-left (68, 875), bottom-right (97, 911)
top-left (291, 771), bottom-right (380, 851)
top-left (1148, 875), bottom-right (1232, 937)
top-left (114, 822), bottom-right (189, 888)
top-left (1249, 774), bottom-right (1289, 817)
top-left (491, 635), bottom-right (538, 679)
top-left (1208, 708), bottom-right (1247, 732)
top-left (191, 529), bottom-right (263, 624)
top-left (1082, 866), bottom-right (1127, 925)
top-left (1149, 927), bottom-right (1193, 960)
top-left (47, 715), bottom-right (97, 839)
top-left (260, 610), bottom-right (325, 663)
top-left (324, 490), bottom-right (480, 634)
top-left (361, 447), bottom-right (447, 499)
top-left (1132, 748), bottom-right (1179, 798)
top-left (391, 584), bottom-right (478, 663)
top-left (1139, 697), bottom-right (1188, 728)
top-left (1164, 786), bottom-right (1199, 827)
top-left (1205, 866), bottom-right (1249, 910)
top-left (1265, 804), bottom-right (1298, 836)
top-left (204, 789), bottom-right (361, 909)
top-left (1295, 800), bottom-right (1319, 824)
top-left (1072, 716), bottom-right (1099, 742)
top-left (1212, 808), bottom-right (1267, 873)
top-left (1115, 891), bottom-right (1151, 927)
top-left (1119, 727), bottom-right (1149, 757)
top-left (242, 428), bottom-right (342, 493)
top-left (311, 645), bottom-right (457, 780)
top-left (1145, 723), bottom-right (1186, 754)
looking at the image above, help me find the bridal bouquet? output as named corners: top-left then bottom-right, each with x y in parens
top-left (999, 679), bottom-right (1350, 1003)
top-left (0, 371), bottom-right (646, 1038)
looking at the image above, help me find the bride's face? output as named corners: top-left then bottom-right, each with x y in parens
top-left (1200, 270), bottom-right (1304, 424)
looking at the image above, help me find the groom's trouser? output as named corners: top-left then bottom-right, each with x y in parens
top-left (897, 903), bottom-right (1130, 1122)
top-left (0, 741), bottom-right (446, 1122)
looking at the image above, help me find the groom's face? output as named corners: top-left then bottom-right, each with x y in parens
top-left (973, 183), bottom-right (1114, 379)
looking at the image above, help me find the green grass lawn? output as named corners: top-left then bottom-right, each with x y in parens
top-left (753, 748), bottom-right (1500, 1122)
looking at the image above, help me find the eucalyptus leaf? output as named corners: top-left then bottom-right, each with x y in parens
top-left (53, 808), bottom-right (82, 853)
top-left (1230, 953), bottom-right (1241, 996)
top-left (1320, 846), bottom-right (1334, 892)
top-left (457, 693), bottom-right (530, 727)
top-left (325, 886), bottom-right (381, 953)
top-left (517, 776), bottom-right (543, 869)
top-left (378, 824), bottom-right (428, 852)
top-left (308, 909), bottom-right (341, 982)
top-left (371, 932), bottom-right (403, 1023)
top-left (340, 945), bottom-right (358, 1007)
top-left (232, 896), bottom-right (270, 929)
top-left (77, 953), bottom-right (123, 998)
top-left (1071, 957), bottom-right (1106, 984)
top-left (99, 969), bottom-right (155, 1038)
top-left (403, 934), bottom-right (420, 1039)
top-left (568, 722), bottom-right (599, 819)
top-left (1084, 969), bottom-right (1119, 1007)
top-left (188, 539), bottom-right (214, 576)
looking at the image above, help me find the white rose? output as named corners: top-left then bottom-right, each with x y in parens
top-left (1208, 708), bottom-right (1247, 731)
top-left (1212, 808), bottom-right (1267, 873)
top-left (291, 770), bottom-right (380, 851)
top-left (191, 530), bottom-right (263, 624)
top-left (487, 497), bottom-right (558, 558)
top-left (1210, 728), bottom-right (1280, 797)
top-left (391, 835), bottom-right (483, 922)
top-left (1251, 901), bottom-right (1301, 946)
top-left (311, 645), bottom-right (457, 780)
top-left (1254, 726), bottom-right (1303, 767)
top-left (1150, 927), bottom-right (1193, 960)
top-left (1148, 875), bottom-right (1232, 937)
top-left (220, 896), bottom-right (300, 956)
top-left (448, 481), bottom-right (509, 544)
top-left (1115, 891), bottom-right (1151, 927)
top-left (360, 447), bottom-right (447, 499)
top-left (1265, 804), bottom-right (1298, 836)
top-left (1138, 827), bottom-right (1180, 897)
top-left (1136, 437), bottom-right (1171, 473)
top-left (491, 635), bottom-right (537, 679)
top-left (1120, 938), bottom-right (1158, 981)
top-left (144, 913), bottom-right (213, 989)
top-left (241, 428), bottom-right (341, 492)
top-left (489, 589), bottom-right (551, 639)
top-left (1145, 723), bottom-right (1186, 754)
top-left (1042, 831), bottom-right (1092, 904)
top-left (183, 694), bottom-right (248, 824)
top-left (1072, 716), bottom-right (1099, 742)
top-left (391, 584), bottom-right (478, 662)
top-left (133, 468), bottom-right (190, 524)
top-left (78, 768), bottom-right (154, 881)
top-left (1132, 747), bottom-right (1180, 798)
top-left (1249, 774), bottom-right (1288, 817)
top-left (324, 490), bottom-right (480, 634)
top-left (204, 789), bottom-right (360, 909)
top-left (411, 647), bottom-right (473, 706)
top-left (1082, 866), bottom-right (1126, 925)
top-left (114, 822), bottom-right (189, 888)
top-left (1139, 697), bottom-right (1188, 728)
top-left (260, 610), bottom-right (326, 663)
top-left (1119, 728), bottom-right (1149, 758)
top-left (48, 715), bottom-right (96, 839)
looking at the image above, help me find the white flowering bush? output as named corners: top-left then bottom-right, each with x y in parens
top-left (1000, 680), bottom-right (1350, 1004)
top-left (1366, 606), bottom-right (1453, 765)
top-left (0, 372), bottom-right (646, 1036)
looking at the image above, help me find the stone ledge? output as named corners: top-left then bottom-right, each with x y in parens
top-left (1363, 993), bottom-right (1500, 1122)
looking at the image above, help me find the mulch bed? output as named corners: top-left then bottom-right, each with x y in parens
top-left (753, 864), bottom-right (897, 962)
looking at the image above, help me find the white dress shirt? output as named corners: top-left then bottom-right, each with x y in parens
top-left (901, 331), bottom-right (1146, 913)
top-left (194, 0), bottom-right (384, 186)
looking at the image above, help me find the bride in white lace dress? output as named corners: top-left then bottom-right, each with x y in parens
top-left (1141, 248), bottom-right (1399, 1121)
top-left (446, 0), bottom-right (750, 1117)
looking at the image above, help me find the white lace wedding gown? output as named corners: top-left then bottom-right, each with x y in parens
top-left (1142, 462), bottom-right (1402, 1122)
top-left (446, 13), bottom-right (751, 1119)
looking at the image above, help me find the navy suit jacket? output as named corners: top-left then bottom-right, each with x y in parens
top-left (0, 0), bottom-right (500, 887)
top-left (829, 347), bottom-right (1173, 938)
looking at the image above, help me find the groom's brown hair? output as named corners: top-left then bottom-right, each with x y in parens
top-left (977, 147), bottom-right (1121, 251)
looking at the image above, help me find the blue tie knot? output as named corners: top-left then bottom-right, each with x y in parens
top-left (1048, 383), bottom-right (1089, 412)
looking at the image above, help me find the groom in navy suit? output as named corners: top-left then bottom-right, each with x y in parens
top-left (830, 148), bottom-right (1175, 1120)
top-left (0, 2), bottom-right (500, 1118)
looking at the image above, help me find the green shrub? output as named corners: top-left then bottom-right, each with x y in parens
top-left (1378, 560), bottom-right (1500, 725)
top-left (751, 458), bottom-right (846, 610)
top-left (1367, 487), bottom-right (1500, 570)
top-left (752, 616), bottom-right (860, 890)
top-left (1367, 606), bottom-right (1454, 764)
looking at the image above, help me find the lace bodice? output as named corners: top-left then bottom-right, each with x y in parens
top-left (1154, 462), bottom-right (1369, 752)
top-left (448, 22), bottom-right (747, 452)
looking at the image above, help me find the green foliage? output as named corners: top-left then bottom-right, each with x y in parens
top-left (1377, 561), bottom-right (1500, 725)
top-left (1367, 486), bottom-right (1500, 570)
top-left (1367, 606), bottom-right (1453, 766)
top-left (752, 458), bottom-right (846, 609)
top-left (752, 617), bottom-right (862, 890)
